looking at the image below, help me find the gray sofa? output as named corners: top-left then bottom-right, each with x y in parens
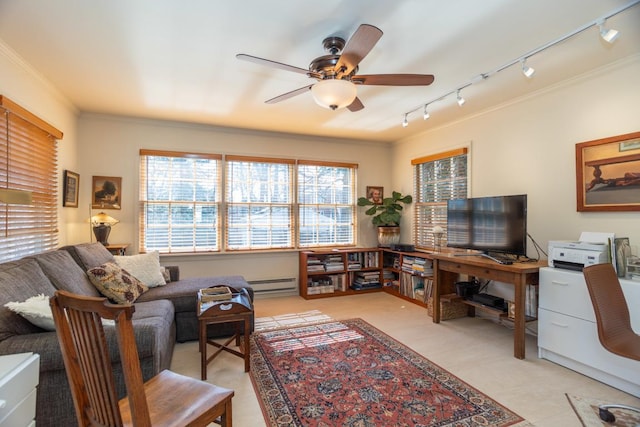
top-left (0, 242), bottom-right (253, 427)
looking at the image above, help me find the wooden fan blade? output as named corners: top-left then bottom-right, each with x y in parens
top-left (352, 74), bottom-right (435, 86)
top-left (347, 97), bottom-right (364, 112)
top-left (265, 85), bottom-right (313, 104)
top-left (334, 24), bottom-right (383, 77)
top-left (236, 53), bottom-right (309, 75)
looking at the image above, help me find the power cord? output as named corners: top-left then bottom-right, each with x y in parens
top-left (524, 232), bottom-right (547, 262)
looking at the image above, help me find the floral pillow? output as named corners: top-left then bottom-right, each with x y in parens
top-left (87, 262), bottom-right (148, 304)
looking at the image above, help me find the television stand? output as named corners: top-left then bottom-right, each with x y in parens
top-left (454, 252), bottom-right (513, 265)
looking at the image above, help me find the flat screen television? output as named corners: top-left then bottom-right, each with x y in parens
top-left (446, 194), bottom-right (527, 257)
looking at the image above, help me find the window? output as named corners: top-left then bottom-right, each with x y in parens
top-left (298, 160), bottom-right (356, 247)
top-left (225, 156), bottom-right (295, 251)
top-left (139, 150), bottom-right (221, 253)
top-left (413, 148), bottom-right (468, 249)
top-left (0, 96), bottom-right (61, 263)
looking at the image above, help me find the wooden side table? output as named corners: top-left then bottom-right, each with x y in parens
top-left (105, 243), bottom-right (129, 256)
top-left (197, 287), bottom-right (253, 380)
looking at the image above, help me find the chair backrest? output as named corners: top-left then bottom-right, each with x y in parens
top-left (50, 290), bottom-right (152, 427)
top-left (582, 263), bottom-right (635, 358)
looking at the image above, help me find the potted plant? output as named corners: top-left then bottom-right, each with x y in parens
top-left (357, 191), bottom-right (413, 247)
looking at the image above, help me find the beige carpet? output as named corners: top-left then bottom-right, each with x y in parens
top-left (567, 394), bottom-right (640, 426)
top-left (254, 309), bottom-right (333, 331)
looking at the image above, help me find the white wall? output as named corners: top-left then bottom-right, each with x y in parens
top-left (0, 42), bottom-right (79, 245)
top-left (392, 55), bottom-right (640, 259)
top-left (74, 114), bottom-right (392, 281)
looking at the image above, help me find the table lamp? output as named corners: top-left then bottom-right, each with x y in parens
top-left (90, 212), bottom-right (119, 245)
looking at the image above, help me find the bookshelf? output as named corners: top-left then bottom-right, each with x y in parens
top-left (381, 249), bottom-right (435, 308)
top-left (299, 248), bottom-right (383, 299)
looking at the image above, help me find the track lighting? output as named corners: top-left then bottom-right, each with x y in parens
top-left (400, 1), bottom-right (637, 128)
top-left (596, 19), bottom-right (620, 43)
top-left (521, 59), bottom-right (535, 78)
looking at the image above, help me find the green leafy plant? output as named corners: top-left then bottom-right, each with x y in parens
top-left (357, 191), bottom-right (413, 226)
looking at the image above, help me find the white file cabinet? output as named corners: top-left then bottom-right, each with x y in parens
top-left (538, 267), bottom-right (640, 397)
top-left (0, 352), bottom-right (39, 426)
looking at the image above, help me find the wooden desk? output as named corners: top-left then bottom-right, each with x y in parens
top-left (431, 253), bottom-right (547, 359)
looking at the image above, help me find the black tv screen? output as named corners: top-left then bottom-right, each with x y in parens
top-left (446, 194), bottom-right (527, 256)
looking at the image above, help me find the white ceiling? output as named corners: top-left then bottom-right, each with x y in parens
top-left (0, 0), bottom-right (638, 143)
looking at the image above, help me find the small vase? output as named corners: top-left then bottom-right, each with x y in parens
top-left (377, 226), bottom-right (400, 247)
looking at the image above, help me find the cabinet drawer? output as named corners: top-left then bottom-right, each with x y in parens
top-left (539, 308), bottom-right (640, 387)
top-left (539, 268), bottom-right (595, 321)
top-left (0, 388), bottom-right (36, 427)
top-left (0, 354), bottom-right (39, 424)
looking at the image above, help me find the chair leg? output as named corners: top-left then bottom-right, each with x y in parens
top-left (215, 398), bottom-right (233, 427)
top-left (598, 403), bottom-right (640, 423)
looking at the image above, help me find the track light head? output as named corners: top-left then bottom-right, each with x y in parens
top-left (521, 59), bottom-right (535, 78)
top-left (423, 105), bottom-right (430, 120)
top-left (597, 19), bottom-right (620, 43)
top-left (456, 90), bottom-right (465, 107)
top-left (402, 113), bottom-right (409, 128)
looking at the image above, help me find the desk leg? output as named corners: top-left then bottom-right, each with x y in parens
top-left (513, 278), bottom-right (526, 359)
top-left (432, 259), bottom-right (441, 323)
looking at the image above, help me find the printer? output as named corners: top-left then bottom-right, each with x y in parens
top-left (548, 240), bottom-right (609, 271)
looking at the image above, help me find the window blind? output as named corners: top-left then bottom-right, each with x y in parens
top-left (139, 149), bottom-right (221, 253)
top-left (413, 148), bottom-right (468, 249)
top-left (0, 96), bottom-right (62, 262)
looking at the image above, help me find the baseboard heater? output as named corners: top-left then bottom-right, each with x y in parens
top-left (247, 277), bottom-right (297, 295)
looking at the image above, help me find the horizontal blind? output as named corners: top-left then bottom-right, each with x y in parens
top-left (139, 150), bottom-right (221, 253)
top-left (297, 161), bottom-right (356, 247)
top-left (0, 98), bottom-right (60, 262)
top-left (413, 149), bottom-right (468, 249)
top-left (225, 156), bottom-right (294, 251)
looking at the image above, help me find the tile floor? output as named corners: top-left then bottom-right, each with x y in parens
top-left (170, 292), bottom-right (639, 426)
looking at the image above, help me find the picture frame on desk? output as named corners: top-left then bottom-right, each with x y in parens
top-left (576, 131), bottom-right (640, 212)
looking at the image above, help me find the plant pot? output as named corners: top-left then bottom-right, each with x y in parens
top-left (377, 226), bottom-right (401, 247)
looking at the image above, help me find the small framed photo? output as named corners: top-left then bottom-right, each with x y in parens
top-left (63, 170), bottom-right (80, 208)
top-left (92, 176), bottom-right (122, 210)
top-left (366, 186), bottom-right (384, 204)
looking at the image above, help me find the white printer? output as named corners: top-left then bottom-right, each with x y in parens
top-left (548, 240), bottom-right (609, 271)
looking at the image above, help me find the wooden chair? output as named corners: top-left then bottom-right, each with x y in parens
top-left (50, 290), bottom-right (234, 427)
top-left (582, 263), bottom-right (640, 423)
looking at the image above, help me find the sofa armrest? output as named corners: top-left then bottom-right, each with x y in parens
top-left (164, 266), bottom-right (180, 282)
top-left (0, 332), bottom-right (66, 373)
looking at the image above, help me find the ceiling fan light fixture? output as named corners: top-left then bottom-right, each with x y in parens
top-left (311, 79), bottom-right (357, 110)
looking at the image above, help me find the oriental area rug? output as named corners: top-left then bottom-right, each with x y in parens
top-left (250, 318), bottom-right (532, 427)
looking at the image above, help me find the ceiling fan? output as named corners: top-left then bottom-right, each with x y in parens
top-left (236, 24), bottom-right (434, 112)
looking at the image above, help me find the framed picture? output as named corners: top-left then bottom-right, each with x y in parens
top-left (63, 170), bottom-right (79, 208)
top-left (366, 186), bottom-right (384, 204)
top-left (92, 176), bottom-right (122, 210)
top-left (576, 131), bottom-right (640, 212)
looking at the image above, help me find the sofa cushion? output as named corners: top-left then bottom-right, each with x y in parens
top-left (30, 250), bottom-right (101, 297)
top-left (87, 262), bottom-right (149, 304)
top-left (114, 251), bottom-right (165, 288)
top-left (5, 294), bottom-right (55, 331)
top-left (61, 242), bottom-right (115, 270)
top-left (0, 259), bottom-right (58, 341)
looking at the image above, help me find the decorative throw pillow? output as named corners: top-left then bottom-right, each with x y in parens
top-left (87, 262), bottom-right (148, 304)
top-left (4, 294), bottom-right (55, 331)
top-left (113, 251), bottom-right (166, 288)
top-left (160, 266), bottom-right (171, 283)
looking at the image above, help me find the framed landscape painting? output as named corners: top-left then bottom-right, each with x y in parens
top-left (576, 131), bottom-right (640, 212)
top-left (92, 176), bottom-right (122, 209)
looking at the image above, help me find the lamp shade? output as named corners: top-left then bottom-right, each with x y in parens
top-left (311, 79), bottom-right (357, 110)
top-left (90, 212), bottom-right (119, 226)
